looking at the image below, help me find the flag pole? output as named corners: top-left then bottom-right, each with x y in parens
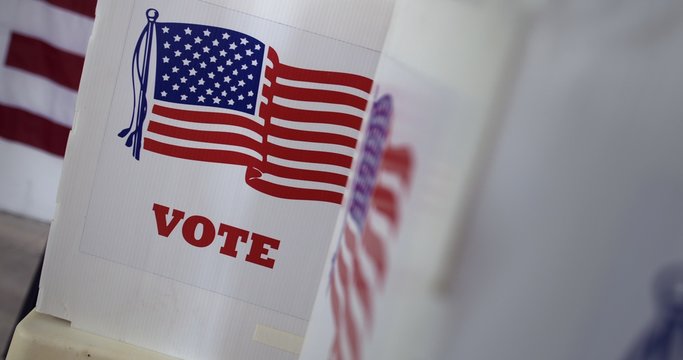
top-left (132, 8), bottom-right (158, 160)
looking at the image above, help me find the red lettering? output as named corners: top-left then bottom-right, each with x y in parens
top-left (182, 215), bottom-right (215, 247)
top-left (152, 203), bottom-right (185, 237)
top-left (152, 203), bottom-right (281, 268)
top-left (246, 233), bottom-right (281, 269)
top-left (217, 223), bottom-right (249, 258)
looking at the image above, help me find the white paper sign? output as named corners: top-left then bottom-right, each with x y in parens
top-left (299, 56), bottom-right (457, 360)
top-left (79, 0), bottom-right (380, 319)
top-left (301, 1), bottom-right (533, 358)
top-left (38, 0), bottom-right (393, 358)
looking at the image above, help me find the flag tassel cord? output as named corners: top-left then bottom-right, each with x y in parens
top-left (119, 8), bottom-right (158, 160)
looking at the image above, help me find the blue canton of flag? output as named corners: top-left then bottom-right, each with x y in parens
top-left (154, 23), bottom-right (265, 115)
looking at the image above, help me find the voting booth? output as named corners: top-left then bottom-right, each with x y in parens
top-left (7, 0), bottom-right (539, 359)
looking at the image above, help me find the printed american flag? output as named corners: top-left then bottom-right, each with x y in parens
top-left (122, 19), bottom-right (372, 204)
top-left (327, 95), bottom-right (414, 360)
top-left (0, 0), bottom-right (96, 156)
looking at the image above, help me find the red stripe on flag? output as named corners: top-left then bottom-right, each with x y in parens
top-left (331, 276), bottom-right (343, 330)
top-left (147, 121), bottom-right (261, 153)
top-left (270, 82), bottom-right (368, 111)
top-left (247, 173), bottom-right (343, 204)
top-left (143, 138), bottom-right (257, 167)
top-left (0, 105), bottom-right (69, 156)
top-left (268, 124), bottom-right (357, 148)
top-left (346, 225), bottom-right (373, 323)
top-left (265, 142), bottom-right (353, 168)
top-left (145, 138), bottom-right (346, 202)
top-left (361, 225), bottom-right (387, 286)
top-left (267, 48), bottom-right (373, 93)
top-left (372, 185), bottom-right (399, 229)
top-left (330, 273), bottom-right (345, 360)
top-left (337, 248), bottom-right (361, 360)
top-left (332, 337), bottom-right (343, 360)
top-left (152, 105), bottom-right (262, 134)
top-left (148, 119), bottom-right (355, 169)
top-left (46, 0), bottom-right (97, 18)
top-left (265, 162), bottom-right (348, 187)
top-left (146, 121), bottom-right (351, 185)
top-left (5, 33), bottom-right (84, 91)
top-left (344, 298), bottom-right (361, 360)
top-left (267, 103), bottom-right (362, 130)
top-left (381, 146), bottom-right (414, 188)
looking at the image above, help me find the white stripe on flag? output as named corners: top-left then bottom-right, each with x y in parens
top-left (376, 169), bottom-right (404, 197)
top-left (257, 173), bottom-right (347, 194)
top-left (267, 136), bottom-right (356, 157)
top-left (350, 222), bottom-right (383, 291)
top-left (272, 97), bottom-right (365, 117)
top-left (0, 25), bottom-right (10, 58)
top-left (266, 156), bottom-right (349, 177)
top-left (144, 131), bottom-right (263, 161)
top-left (275, 77), bottom-right (370, 100)
top-left (14, 0), bottom-right (93, 56)
top-left (270, 117), bottom-right (359, 138)
top-left (0, 138), bottom-right (63, 220)
top-left (0, 63), bottom-right (77, 128)
top-left (367, 204), bottom-right (393, 239)
top-left (149, 109), bottom-right (263, 142)
top-left (337, 226), bottom-right (367, 359)
top-left (153, 100), bottom-right (266, 126)
top-left (330, 260), bottom-right (351, 360)
top-left (151, 118), bottom-right (263, 142)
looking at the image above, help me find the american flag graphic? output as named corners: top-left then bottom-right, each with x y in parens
top-left (119, 10), bottom-right (372, 204)
top-left (0, 0), bottom-right (96, 156)
top-left (328, 95), bottom-right (414, 359)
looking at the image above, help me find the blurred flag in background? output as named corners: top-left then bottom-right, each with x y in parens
top-left (0, 0), bottom-right (96, 221)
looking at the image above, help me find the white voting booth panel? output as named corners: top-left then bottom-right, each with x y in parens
top-left (33, 0), bottom-right (392, 359)
top-left (300, 1), bottom-right (539, 359)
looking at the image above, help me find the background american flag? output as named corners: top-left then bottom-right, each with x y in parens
top-left (0, 0), bottom-right (96, 220)
top-left (0, 0), bottom-right (95, 156)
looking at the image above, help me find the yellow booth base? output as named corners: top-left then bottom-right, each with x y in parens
top-left (7, 310), bottom-right (178, 360)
